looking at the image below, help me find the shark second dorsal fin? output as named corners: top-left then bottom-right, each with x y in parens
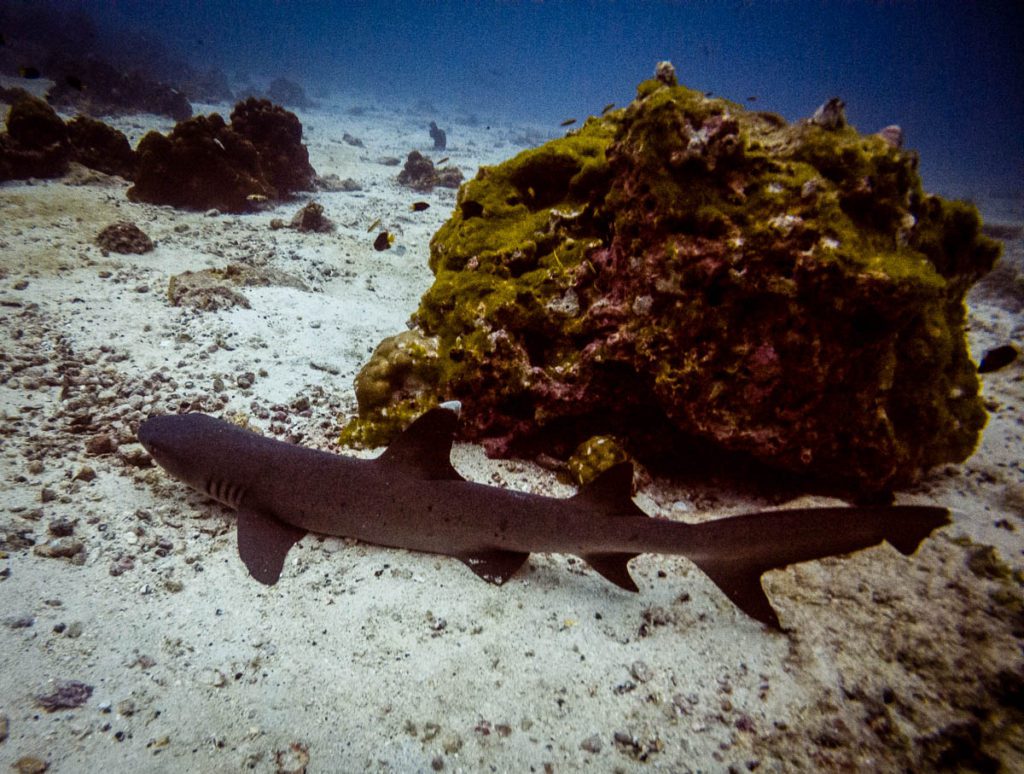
top-left (236, 507), bottom-right (307, 585)
top-left (571, 462), bottom-right (647, 518)
top-left (377, 404), bottom-right (464, 481)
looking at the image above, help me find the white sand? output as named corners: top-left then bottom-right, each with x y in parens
top-left (1, 95), bottom-right (1022, 772)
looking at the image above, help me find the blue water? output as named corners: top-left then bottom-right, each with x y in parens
top-left (5, 0), bottom-right (1023, 201)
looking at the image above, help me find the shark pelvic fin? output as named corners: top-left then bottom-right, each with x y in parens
top-left (581, 552), bottom-right (640, 591)
top-left (458, 549), bottom-right (530, 585)
top-left (377, 406), bottom-right (464, 481)
top-left (691, 558), bottom-right (780, 629)
top-left (236, 507), bottom-right (307, 585)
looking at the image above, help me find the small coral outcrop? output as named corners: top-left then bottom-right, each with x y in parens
top-left (95, 222), bottom-right (154, 254)
top-left (397, 150), bottom-right (463, 192)
top-left (344, 64), bottom-right (1000, 493)
top-left (127, 98), bottom-right (316, 213)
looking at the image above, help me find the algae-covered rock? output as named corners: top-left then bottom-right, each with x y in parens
top-left (345, 64), bottom-right (1000, 493)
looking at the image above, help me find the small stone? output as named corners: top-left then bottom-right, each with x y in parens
top-left (65, 621), bottom-right (83, 638)
top-left (580, 734), bottom-right (603, 753)
top-left (198, 669), bottom-right (227, 687)
top-left (630, 660), bottom-right (653, 682)
top-left (13, 756), bottom-right (47, 774)
top-left (117, 443), bottom-right (151, 468)
top-left (73, 465), bottom-right (96, 482)
top-left (48, 519), bottom-right (75, 538)
top-left (39, 488), bottom-right (56, 503)
top-left (85, 434), bottom-right (117, 456)
top-left (236, 372), bottom-right (255, 389)
top-left (35, 679), bottom-right (93, 712)
top-left (116, 699), bottom-right (136, 716)
top-left (33, 537), bottom-right (85, 562)
top-left (164, 579), bottom-right (184, 593)
top-left (5, 614), bottom-right (34, 629)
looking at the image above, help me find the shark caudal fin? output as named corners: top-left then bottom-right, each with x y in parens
top-left (686, 505), bottom-right (950, 629)
top-left (571, 463), bottom-right (649, 592)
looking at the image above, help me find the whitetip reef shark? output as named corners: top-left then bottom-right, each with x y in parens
top-left (138, 402), bottom-right (949, 628)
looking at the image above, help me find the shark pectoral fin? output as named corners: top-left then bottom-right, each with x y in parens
top-left (457, 549), bottom-right (530, 585)
top-left (236, 507), bottom-right (307, 585)
top-left (580, 552), bottom-right (640, 591)
top-left (691, 559), bottom-right (781, 630)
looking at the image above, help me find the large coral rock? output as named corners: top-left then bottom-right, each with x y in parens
top-left (0, 94), bottom-right (71, 180)
top-left (127, 98), bottom-right (315, 213)
top-left (346, 67), bottom-right (1000, 493)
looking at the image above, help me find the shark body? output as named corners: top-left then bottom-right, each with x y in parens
top-left (137, 404), bottom-right (949, 628)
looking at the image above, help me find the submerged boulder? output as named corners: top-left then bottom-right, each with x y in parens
top-left (344, 64), bottom-right (1000, 493)
top-left (127, 98), bottom-right (316, 213)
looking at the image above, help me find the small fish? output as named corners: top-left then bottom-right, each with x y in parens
top-left (747, 96), bottom-right (758, 102)
top-left (366, 217), bottom-right (381, 233)
top-left (978, 344), bottom-right (1018, 374)
top-left (559, 118), bottom-right (577, 127)
top-left (65, 75), bottom-right (84, 91)
top-left (601, 103), bottom-right (615, 115)
top-left (246, 193), bottom-right (268, 203)
top-left (704, 91), bottom-right (714, 98)
top-left (373, 231), bottom-right (395, 251)
top-left (435, 156), bottom-right (449, 165)
top-left (410, 201), bottom-right (430, 212)
top-left (19, 66), bottom-right (40, 79)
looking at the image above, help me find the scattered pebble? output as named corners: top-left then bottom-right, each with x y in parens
top-left (35, 679), bottom-right (93, 712)
top-left (33, 538), bottom-right (85, 563)
top-left (5, 613), bottom-right (34, 629)
top-left (12, 756), bottom-right (47, 774)
top-left (580, 734), bottom-right (603, 753)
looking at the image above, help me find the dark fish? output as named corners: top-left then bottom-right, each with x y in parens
top-left (410, 201), bottom-right (430, 212)
top-left (560, 118), bottom-right (577, 127)
top-left (704, 91), bottom-right (714, 97)
top-left (19, 66), bottom-right (41, 79)
top-left (978, 344), bottom-right (1018, 373)
top-left (435, 156), bottom-right (449, 165)
top-left (601, 103), bottom-right (615, 115)
top-left (65, 75), bottom-right (84, 91)
top-left (366, 217), bottom-right (381, 233)
top-left (373, 231), bottom-right (395, 251)
top-left (747, 96), bottom-right (758, 102)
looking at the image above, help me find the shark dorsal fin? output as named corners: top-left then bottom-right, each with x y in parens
top-left (377, 404), bottom-right (464, 481)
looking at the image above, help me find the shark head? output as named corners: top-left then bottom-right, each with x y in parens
top-left (138, 413), bottom-right (233, 491)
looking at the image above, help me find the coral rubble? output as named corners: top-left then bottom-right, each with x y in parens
top-left (345, 67), bottom-right (1000, 492)
top-left (127, 98), bottom-right (316, 213)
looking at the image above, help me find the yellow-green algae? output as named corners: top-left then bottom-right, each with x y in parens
top-left (342, 66), bottom-right (1000, 493)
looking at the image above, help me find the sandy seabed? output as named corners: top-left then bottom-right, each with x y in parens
top-left (1, 90), bottom-right (1022, 773)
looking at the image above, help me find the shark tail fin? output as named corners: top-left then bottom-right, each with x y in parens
top-left (572, 463), bottom-right (648, 592)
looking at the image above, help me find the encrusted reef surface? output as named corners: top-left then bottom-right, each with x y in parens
top-left (344, 64), bottom-right (1001, 493)
top-left (127, 98), bottom-right (316, 213)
